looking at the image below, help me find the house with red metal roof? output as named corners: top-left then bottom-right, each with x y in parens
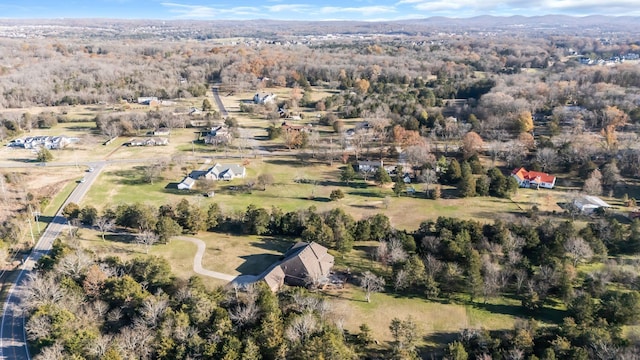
top-left (511, 167), bottom-right (556, 189)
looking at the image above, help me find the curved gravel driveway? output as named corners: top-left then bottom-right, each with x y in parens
top-left (174, 236), bottom-right (237, 281)
top-left (174, 236), bottom-right (259, 286)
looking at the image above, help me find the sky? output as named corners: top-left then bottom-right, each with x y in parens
top-left (1, 0), bottom-right (639, 21)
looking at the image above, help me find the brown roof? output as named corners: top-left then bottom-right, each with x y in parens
top-left (262, 265), bottom-right (285, 292)
top-left (281, 242), bottom-right (333, 285)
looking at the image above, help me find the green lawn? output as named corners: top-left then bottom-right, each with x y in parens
top-left (81, 157), bottom-right (532, 232)
top-left (331, 286), bottom-right (518, 347)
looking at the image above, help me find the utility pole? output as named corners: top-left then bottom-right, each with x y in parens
top-left (0, 174), bottom-right (6, 202)
top-left (29, 204), bottom-right (40, 233)
top-left (26, 216), bottom-right (35, 246)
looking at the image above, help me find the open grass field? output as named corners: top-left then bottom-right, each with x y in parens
top-left (80, 156), bottom-right (532, 231)
top-left (328, 285), bottom-right (519, 350)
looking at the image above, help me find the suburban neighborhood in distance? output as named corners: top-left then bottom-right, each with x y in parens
top-left (1, 12), bottom-right (640, 360)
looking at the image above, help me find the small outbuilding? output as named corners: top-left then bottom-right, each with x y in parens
top-left (573, 195), bottom-right (612, 214)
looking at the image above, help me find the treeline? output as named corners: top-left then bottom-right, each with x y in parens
top-left (65, 199), bottom-right (404, 254)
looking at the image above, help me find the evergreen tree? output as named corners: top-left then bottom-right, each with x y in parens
top-left (375, 166), bottom-right (391, 185)
top-left (341, 164), bottom-right (356, 184)
top-left (393, 165), bottom-right (406, 196)
top-left (458, 161), bottom-right (476, 198)
top-left (466, 248), bottom-right (483, 302)
top-left (444, 158), bottom-right (462, 185)
top-left (36, 148), bottom-right (53, 162)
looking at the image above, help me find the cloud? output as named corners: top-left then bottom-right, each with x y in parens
top-left (540, 0), bottom-right (640, 15)
top-left (161, 2), bottom-right (261, 19)
top-left (319, 5), bottom-right (397, 16)
top-left (265, 4), bottom-right (314, 13)
top-left (397, 0), bottom-right (640, 16)
top-left (161, 2), bottom-right (217, 18)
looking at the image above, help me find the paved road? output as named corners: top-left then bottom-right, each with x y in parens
top-left (211, 85), bottom-right (229, 118)
top-left (0, 164), bottom-right (105, 360)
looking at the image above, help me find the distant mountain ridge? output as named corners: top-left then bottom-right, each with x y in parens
top-left (0, 15), bottom-right (638, 38)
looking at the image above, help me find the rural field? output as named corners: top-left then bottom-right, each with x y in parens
top-left (1, 18), bottom-right (640, 359)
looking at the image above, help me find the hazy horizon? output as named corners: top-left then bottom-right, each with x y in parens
top-left (1, 0), bottom-right (639, 22)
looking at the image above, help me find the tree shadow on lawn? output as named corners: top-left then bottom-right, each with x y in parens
top-left (7, 158), bottom-right (35, 163)
top-left (350, 204), bottom-right (382, 210)
top-left (296, 196), bottom-right (331, 202)
top-left (471, 299), bottom-right (566, 324)
top-left (317, 179), bottom-right (368, 189)
top-left (65, 126), bottom-right (96, 132)
top-left (35, 215), bottom-right (55, 224)
top-left (236, 253), bottom-right (281, 275)
top-left (347, 190), bottom-right (386, 198)
top-left (420, 331), bottom-right (458, 358)
top-left (439, 188), bottom-right (462, 199)
top-left (264, 158), bottom-right (312, 168)
top-left (474, 210), bottom-right (524, 219)
top-left (102, 233), bottom-right (137, 244)
top-left (251, 237), bottom-right (296, 252)
top-left (110, 168), bottom-right (147, 185)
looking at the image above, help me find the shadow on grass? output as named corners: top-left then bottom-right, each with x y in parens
top-left (165, 182), bottom-right (181, 190)
top-left (347, 190), bottom-right (386, 198)
top-left (474, 210), bottom-right (524, 219)
top-left (353, 244), bottom-right (379, 254)
top-left (65, 126), bottom-right (95, 132)
top-left (8, 158), bottom-right (35, 163)
top-left (36, 215), bottom-right (56, 224)
top-left (471, 299), bottom-right (566, 325)
top-left (439, 188), bottom-right (459, 199)
top-left (251, 237), bottom-right (295, 252)
top-left (110, 168), bottom-right (149, 185)
top-left (420, 331), bottom-right (458, 358)
top-left (297, 196), bottom-right (331, 202)
top-left (103, 233), bottom-right (136, 244)
top-left (351, 204), bottom-right (381, 210)
top-left (264, 158), bottom-right (309, 168)
top-left (317, 180), bottom-right (368, 188)
top-left (236, 253), bottom-right (281, 275)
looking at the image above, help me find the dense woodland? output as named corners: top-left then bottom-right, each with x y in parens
top-left (2, 18), bottom-right (640, 359)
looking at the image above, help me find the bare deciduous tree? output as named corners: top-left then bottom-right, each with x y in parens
top-left (95, 216), bottom-right (115, 241)
top-left (564, 236), bottom-right (594, 267)
top-left (583, 169), bottom-right (603, 195)
top-left (140, 297), bottom-right (168, 329)
top-left (360, 271), bottom-right (385, 303)
top-left (23, 272), bottom-right (65, 311)
top-left (54, 248), bottom-right (93, 280)
top-left (137, 231), bottom-right (158, 254)
top-left (376, 239), bottom-right (407, 266)
top-left (536, 148), bottom-right (558, 172)
top-left (229, 301), bottom-right (259, 329)
top-left (285, 312), bottom-right (318, 344)
top-left (25, 314), bottom-right (52, 341)
top-left (36, 342), bottom-right (65, 360)
top-left (394, 269), bottom-right (409, 291)
top-left (142, 161), bottom-right (166, 185)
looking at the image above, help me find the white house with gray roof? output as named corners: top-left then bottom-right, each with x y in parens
top-left (189, 163), bottom-right (246, 182)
